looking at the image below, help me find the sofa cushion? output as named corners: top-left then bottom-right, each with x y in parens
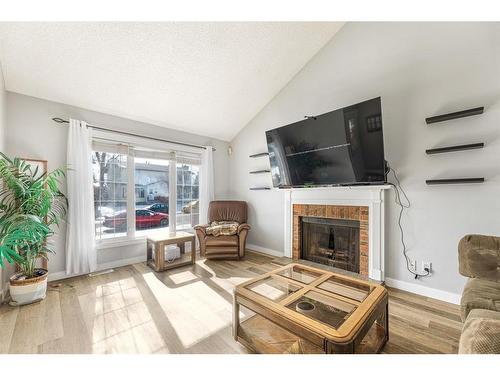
top-left (459, 234), bottom-right (500, 282)
top-left (459, 309), bottom-right (500, 354)
top-left (460, 278), bottom-right (500, 321)
top-left (205, 235), bottom-right (238, 247)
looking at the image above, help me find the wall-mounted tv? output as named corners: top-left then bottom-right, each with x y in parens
top-left (265, 97), bottom-right (386, 188)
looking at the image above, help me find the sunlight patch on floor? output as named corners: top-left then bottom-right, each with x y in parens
top-left (142, 271), bottom-right (232, 348)
top-left (168, 270), bottom-right (198, 284)
top-left (78, 276), bottom-right (167, 353)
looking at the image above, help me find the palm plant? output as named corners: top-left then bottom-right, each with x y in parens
top-left (0, 153), bottom-right (67, 278)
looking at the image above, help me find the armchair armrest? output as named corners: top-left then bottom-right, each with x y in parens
top-left (459, 234), bottom-right (500, 282)
top-left (194, 224), bottom-right (210, 257)
top-left (237, 223), bottom-right (250, 234)
top-left (237, 223), bottom-right (250, 257)
top-left (194, 224), bottom-right (209, 236)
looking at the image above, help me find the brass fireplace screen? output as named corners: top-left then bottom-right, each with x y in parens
top-left (300, 217), bottom-right (360, 273)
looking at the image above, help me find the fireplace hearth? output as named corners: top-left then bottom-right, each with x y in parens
top-left (301, 217), bottom-right (360, 273)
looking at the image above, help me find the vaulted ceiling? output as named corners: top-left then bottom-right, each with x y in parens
top-left (0, 22), bottom-right (343, 141)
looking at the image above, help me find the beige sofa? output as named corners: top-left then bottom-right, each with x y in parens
top-left (458, 234), bottom-right (500, 354)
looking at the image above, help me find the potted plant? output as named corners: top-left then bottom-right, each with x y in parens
top-left (0, 153), bottom-right (67, 306)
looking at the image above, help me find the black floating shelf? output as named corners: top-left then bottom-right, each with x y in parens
top-left (426, 178), bottom-right (485, 185)
top-left (426, 106), bottom-right (484, 124)
top-left (250, 169), bottom-right (271, 174)
top-left (249, 152), bottom-right (269, 158)
top-left (249, 187), bottom-right (271, 190)
top-left (425, 142), bottom-right (484, 155)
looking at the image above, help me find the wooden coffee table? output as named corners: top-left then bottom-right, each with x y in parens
top-left (146, 231), bottom-right (196, 272)
top-left (233, 263), bottom-right (388, 354)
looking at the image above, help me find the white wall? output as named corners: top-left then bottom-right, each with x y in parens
top-left (0, 62), bottom-right (5, 299)
top-left (5, 92), bottom-right (231, 277)
top-left (229, 22), bottom-right (500, 298)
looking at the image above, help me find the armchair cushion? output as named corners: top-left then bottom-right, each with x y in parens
top-left (208, 201), bottom-right (247, 223)
top-left (205, 235), bottom-right (238, 247)
top-left (205, 221), bottom-right (239, 237)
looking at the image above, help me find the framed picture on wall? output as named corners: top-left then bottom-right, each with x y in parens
top-left (22, 158), bottom-right (48, 178)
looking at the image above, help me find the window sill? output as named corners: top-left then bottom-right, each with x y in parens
top-left (95, 227), bottom-right (196, 250)
top-left (96, 237), bottom-right (146, 250)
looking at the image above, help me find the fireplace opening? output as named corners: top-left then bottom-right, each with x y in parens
top-left (300, 217), bottom-right (360, 273)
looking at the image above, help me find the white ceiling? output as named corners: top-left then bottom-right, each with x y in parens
top-left (0, 22), bottom-right (343, 141)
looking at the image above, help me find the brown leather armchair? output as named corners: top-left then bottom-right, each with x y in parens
top-left (194, 201), bottom-right (250, 260)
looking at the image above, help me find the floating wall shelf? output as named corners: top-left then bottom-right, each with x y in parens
top-left (426, 178), bottom-right (485, 185)
top-left (249, 152), bottom-right (269, 158)
top-left (425, 106), bottom-right (484, 124)
top-left (425, 142), bottom-right (484, 155)
top-left (249, 187), bottom-right (271, 190)
top-left (249, 169), bottom-right (271, 174)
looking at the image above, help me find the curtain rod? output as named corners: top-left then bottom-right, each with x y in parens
top-left (52, 117), bottom-right (216, 151)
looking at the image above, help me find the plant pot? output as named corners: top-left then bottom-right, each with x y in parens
top-left (9, 268), bottom-right (48, 306)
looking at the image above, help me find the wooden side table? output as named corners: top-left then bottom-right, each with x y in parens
top-left (146, 231), bottom-right (196, 272)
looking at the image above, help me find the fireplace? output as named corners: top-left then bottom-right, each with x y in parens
top-left (291, 203), bottom-right (369, 276)
top-left (285, 187), bottom-right (388, 281)
top-left (301, 217), bottom-right (360, 273)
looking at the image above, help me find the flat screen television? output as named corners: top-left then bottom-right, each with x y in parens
top-left (265, 97), bottom-right (386, 188)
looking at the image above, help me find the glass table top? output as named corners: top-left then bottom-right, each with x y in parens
top-left (286, 290), bottom-right (356, 329)
top-left (246, 276), bottom-right (302, 302)
top-left (317, 276), bottom-right (371, 302)
top-left (276, 265), bottom-right (322, 284)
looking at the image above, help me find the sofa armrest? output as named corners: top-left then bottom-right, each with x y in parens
top-left (459, 234), bottom-right (500, 282)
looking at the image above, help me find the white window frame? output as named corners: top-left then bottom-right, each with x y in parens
top-left (92, 130), bottom-right (202, 249)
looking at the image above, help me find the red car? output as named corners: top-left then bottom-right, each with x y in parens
top-left (103, 209), bottom-right (169, 230)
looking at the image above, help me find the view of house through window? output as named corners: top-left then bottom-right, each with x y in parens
top-left (134, 157), bottom-right (170, 232)
top-left (93, 151), bottom-right (128, 240)
top-left (93, 146), bottom-right (201, 242)
top-left (176, 163), bottom-right (200, 230)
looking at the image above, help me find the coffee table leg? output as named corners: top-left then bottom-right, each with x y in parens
top-left (156, 243), bottom-right (165, 272)
top-left (232, 292), bottom-right (239, 340)
top-left (384, 299), bottom-right (389, 343)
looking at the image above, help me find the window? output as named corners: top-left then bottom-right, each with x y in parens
top-left (134, 157), bottom-right (170, 232)
top-left (92, 138), bottom-right (203, 245)
top-left (176, 163), bottom-right (200, 230)
top-left (93, 151), bottom-right (128, 240)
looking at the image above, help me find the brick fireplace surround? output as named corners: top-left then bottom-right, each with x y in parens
top-left (292, 204), bottom-right (369, 276)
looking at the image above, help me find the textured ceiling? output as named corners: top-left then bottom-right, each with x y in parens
top-left (0, 22), bottom-right (343, 141)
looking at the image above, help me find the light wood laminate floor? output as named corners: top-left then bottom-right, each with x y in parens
top-left (0, 251), bottom-right (462, 354)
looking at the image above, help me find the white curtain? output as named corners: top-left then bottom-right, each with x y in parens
top-left (199, 146), bottom-right (215, 224)
top-left (66, 119), bottom-right (96, 275)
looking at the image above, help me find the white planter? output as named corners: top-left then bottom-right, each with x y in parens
top-left (9, 268), bottom-right (48, 306)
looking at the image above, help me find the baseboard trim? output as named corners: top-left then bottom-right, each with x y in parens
top-left (246, 243), bottom-right (284, 258)
top-left (48, 255), bottom-right (147, 282)
top-left (385, 277), bottom-right (461, 305)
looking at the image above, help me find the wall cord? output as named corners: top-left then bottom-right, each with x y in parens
top-left (386, 163), bottom-right (430, 280)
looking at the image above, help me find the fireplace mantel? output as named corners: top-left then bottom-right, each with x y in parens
top-left (283, 185), bottom-right (391, 281)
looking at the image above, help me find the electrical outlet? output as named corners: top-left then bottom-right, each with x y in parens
top-left (409, 259), bottom-right (417, 272)
top-left (423, 261), bottom-right (432, 273)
